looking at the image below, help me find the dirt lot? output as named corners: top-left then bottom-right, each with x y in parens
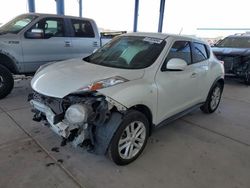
top-left (0, 78), bottom-right (250, 188)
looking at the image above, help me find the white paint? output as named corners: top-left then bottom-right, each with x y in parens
top-left (31, 33), bottom-right (224, 124)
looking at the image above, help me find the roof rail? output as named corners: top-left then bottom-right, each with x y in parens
top-left (234, 32), bottom-right (250, 36)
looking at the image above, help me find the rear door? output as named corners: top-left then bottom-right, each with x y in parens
top-left (190, 42), bottom-right (210, 99)
top-left (69, 19), bottom-right (100, 58)
top-left (155, 40), bottom-right (202, 123)
top-left (21, 17), bottom-right (73, 72)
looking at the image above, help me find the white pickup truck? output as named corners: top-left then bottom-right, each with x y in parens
top-left (0, 13), bottom-right (117, 99)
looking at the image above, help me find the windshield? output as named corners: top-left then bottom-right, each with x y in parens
top-left (0, 15), bottom-right (37, 34)
top-left (84, 36), bottom-right (166, 69)
top-left (216, 37), bottom-right (250, 48)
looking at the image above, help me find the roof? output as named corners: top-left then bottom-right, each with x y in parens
top-left (124, 32), bottom-right (207, 44)
top-left (20, 13), bottom-right (95, 22)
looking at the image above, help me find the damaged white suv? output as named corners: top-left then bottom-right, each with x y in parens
top-left (29, 33), bottom-right (224, 165)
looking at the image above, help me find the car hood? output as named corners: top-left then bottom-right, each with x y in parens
top-left (0, 32), bottom-right (18, 39)
top-left (212, 47), bottom-right (250, 56)
top-left (31, 58), bottom-right (145, 98)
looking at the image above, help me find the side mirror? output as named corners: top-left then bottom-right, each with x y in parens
top-left (166, 58), bottom-right (187, 71)
top-left (25, 29), bottom-right (44, 39)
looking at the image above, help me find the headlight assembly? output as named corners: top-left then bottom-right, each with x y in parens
top-left (77, 76), bottom-right (128, 92)
top-left (65, 104), bottom-right (90, 124)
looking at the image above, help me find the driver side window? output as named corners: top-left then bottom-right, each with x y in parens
top-left (161, 41), bottom-right (191, 71)
top-left (27, 18), bottom-right (65, 39)
top-left (166, 41), bottom-right (192, 64)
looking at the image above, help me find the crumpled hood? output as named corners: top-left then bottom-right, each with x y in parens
top-left (31, 58), bottom-right (145, 98)
top-left (212, 47), bottom-right (250, 56)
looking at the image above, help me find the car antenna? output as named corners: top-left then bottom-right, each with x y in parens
top-left (179, 27), bottom-right (183, 35)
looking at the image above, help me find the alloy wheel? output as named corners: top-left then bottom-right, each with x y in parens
top-left (210, 86), bottom-right (221, 110)
top-left (118, 121), bottom-right (146, 160)
top-left (0, 75), bottom-right (3, 88)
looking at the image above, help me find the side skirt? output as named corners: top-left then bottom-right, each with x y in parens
top-left (154, 102), bottom-right (204, 129)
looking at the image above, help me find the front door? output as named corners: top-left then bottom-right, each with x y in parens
top-left (155, 40), bottom-right (202, 123)
top-left (21, 17), bottom-right (73, 72)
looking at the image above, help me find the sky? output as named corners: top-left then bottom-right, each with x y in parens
top-left (0, 0), bottom-right (250, 38)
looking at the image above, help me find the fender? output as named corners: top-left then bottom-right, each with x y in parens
top-left (99, 79), bottom-right (158, 123)
top-left (0, 50), bottom-right (19, 73)
top-left (93, 112), bottom-right (123, 154)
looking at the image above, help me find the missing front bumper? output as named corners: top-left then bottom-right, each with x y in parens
top-left (30, 100), bottom-right (71, 138)
top-left (30, 94), bottom-right (124, 154)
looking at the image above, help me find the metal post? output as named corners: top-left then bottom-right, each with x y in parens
top-left (28, 0), bottom-right (35, 13)
top-left (158, 0), bottom-right (166, 32)
top-left (133, 0), bottom-right (139, 32)
top-left (56, 0), bottom-right (65, 15)
top-left (79, 0), bottom-right (82, 17)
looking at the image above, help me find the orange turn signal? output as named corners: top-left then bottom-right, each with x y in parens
top-left (89, 82), bottom-right (103, 91)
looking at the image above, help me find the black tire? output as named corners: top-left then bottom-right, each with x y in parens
top-left (0, 65), bottom-right (14, 99)
top-left (200, 82), bottom-right (223, 114)
top-left (108, 110), bottom-right (149, 165)
top-left (244, 71), bottom-right (250, 86)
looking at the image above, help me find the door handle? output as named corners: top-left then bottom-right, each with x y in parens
top-left (190, 72), bottom-right (197, 78)
top-left (93, 41), bottom-right (98, 47)
top-left (64, 41), bottom-right (71, 47)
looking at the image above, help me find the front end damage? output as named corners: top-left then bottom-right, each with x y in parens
top-left (213, 48), bottom-right (250, 84)
top-left (28, 91), bottom-right (126, 154)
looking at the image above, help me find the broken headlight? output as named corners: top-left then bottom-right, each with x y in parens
top-left (65, 104), bottom-right (89, 124)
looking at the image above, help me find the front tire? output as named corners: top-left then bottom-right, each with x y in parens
top-left (108, 110), bottom-right (149, 165)
top-left (0, 65), bottom-right (14, 99)
top-left (200, 82), bottom-right (223, 114)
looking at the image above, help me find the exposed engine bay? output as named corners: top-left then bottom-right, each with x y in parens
top-left (28, 91), bottom-right (126, 154)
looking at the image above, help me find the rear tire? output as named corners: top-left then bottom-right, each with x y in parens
top-left (0, 65), bottom-right (14, 99)
top-left (200, 82), bottom-right (223, 114)
top-left (108, 110), bottom-right (149, 165)
top-left (244, 71), bottom-right (250, 85)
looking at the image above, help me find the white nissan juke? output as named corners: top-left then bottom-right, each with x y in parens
top-left (29, 32), bottom-right (224, 165)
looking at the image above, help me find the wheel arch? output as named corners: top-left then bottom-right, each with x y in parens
top-left (129, 104), bottom-right (153, 136)
top-left (217, 78), bottom-right (224, 90)
top-left (0, 53), bottom-right (18, 74)
top-left (207, 77), bottom-right (224, 100)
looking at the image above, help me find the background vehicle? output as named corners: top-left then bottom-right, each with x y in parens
top-left (0, 13), bottom-right (121, 99)
top-left (29, 33), bottom-right (224, 165)
top-left (212, 33), bottom-right (250, 85)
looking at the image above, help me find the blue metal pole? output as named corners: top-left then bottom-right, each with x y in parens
top-left (133, 0), bottom-right (139, 32)
top-left (79, 0), bottom-right (83, 17)
top-left (28, 0), bottom-right (35, 13)
top-left (158, 0), bottom-right (166, 32)
top-left (56, 0), bottom-right (65, 15)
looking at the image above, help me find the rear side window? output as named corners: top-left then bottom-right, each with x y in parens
top-left (71, 19), bottom-right (95, 38)
top-left (165, 41), bottom-right (192, 65)
top-left (192, 42), bottom-right (208, 63)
